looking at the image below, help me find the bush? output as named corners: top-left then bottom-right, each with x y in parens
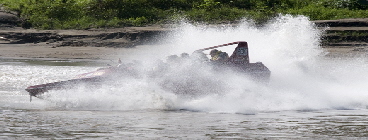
top-left (186, 6), bottom-right (247, 22)
top-left (0, 0), bottom-right (367, 29)
top-left (286, 4), bottom-right (368, 20)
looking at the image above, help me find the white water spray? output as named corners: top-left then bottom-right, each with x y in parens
top-left (16, 15), bottom-right (368, 113)
top-left (164, 16), bottom-right (368, 113)
top-left (159, 15), bottom-right (368, 113)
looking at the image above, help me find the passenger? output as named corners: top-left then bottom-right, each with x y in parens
top-left (180, 53), bottom-right (189, 58)
top-left (218, 52), bottom-right (229, 61)
top-left (191, 50), bottom-right (208, 62)
top-left (210, 49), bottom-right (219, 61)
top-left (178, 52), bottom-right (190, 64)
top-left (167, 55), bottom-right (179, 64)
top-left (210, 49), bottom-right (228, 62)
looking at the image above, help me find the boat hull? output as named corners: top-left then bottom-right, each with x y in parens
top-left (25, 41), bottom-right (271, 98)
top-left (25, 77), bottom-right (103, 97)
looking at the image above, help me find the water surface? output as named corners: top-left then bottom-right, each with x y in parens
top-left (1, 15), bottom-right (368, 139)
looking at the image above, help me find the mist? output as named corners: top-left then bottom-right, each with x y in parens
top-left (39, 15), bottom-right (368, 114)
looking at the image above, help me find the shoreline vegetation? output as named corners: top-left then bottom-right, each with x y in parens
top-left (0, 0), bottom-right (367, 60)
top-left (0, 0), bottom-right (367, 29)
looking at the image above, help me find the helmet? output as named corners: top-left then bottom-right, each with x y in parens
top-left (210, 49), bottom-right (219, 56)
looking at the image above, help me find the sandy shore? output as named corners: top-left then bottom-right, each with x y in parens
top-left (0, 26), bottom-right (171, 61)
top-left (0, 41), bottom-right (366, 62)
top-left (0, 42), bottom-right (131, 60)
top-left (323, 47), bottom-right (368, 58)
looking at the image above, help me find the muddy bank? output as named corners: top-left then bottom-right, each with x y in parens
top-left (0, 9), bottom-right (172, 48)
top-left (0, 10), bottom-right (367, 59)
top-left (0, 26), bottom-right (172, 48)
top-left (316, 18), bottom-right (368, 45)
top-left (313, 18), bottom-right (368, 57)
top-left (0, 25), bottom-right (176, 60)
top-left (0, 18), bottom-right (367, 48)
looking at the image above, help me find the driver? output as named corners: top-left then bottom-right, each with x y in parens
top-left (210, 49), bottom-right (228, 62)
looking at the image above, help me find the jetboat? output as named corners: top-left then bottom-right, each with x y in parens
top-left (25, 41), bottom-right (270, 100)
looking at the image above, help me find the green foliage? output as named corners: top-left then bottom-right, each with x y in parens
top-left (286, 4), bottom-right (368, 20)
top-left (124, 17), bottom-right (149, 26)
top-left (187, 6), bottom-right (248, 22)
top-left (196, 0), bottom-right (221, 10)
top-left (0, 0), bottom-right (367, 29)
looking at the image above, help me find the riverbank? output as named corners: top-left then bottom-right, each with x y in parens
top-left (0, 41), bottom-right (366, 61)
top-left (0, 19), bottom-right (367, 60)
top-left (0, 25), bottom-right (173, 61)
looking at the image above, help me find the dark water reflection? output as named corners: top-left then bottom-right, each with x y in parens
top-left (1, 108), bottom-right (368, 139)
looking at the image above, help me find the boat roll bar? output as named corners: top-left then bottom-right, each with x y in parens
top-left (195, 41), bottom-right (245, 52)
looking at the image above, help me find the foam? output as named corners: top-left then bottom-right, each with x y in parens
top-left (4, 15), bottom-right (368, 113)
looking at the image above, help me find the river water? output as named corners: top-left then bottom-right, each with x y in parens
top-left (1, 15), bottom-right (368, 139)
